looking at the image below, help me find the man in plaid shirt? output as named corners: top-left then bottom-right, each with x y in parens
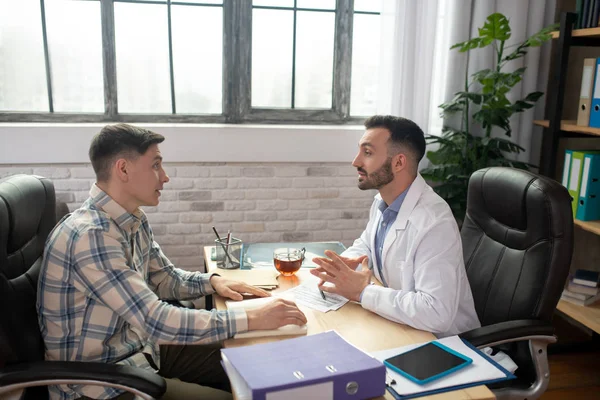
top-left (37, 124), bottom-right (307, 400)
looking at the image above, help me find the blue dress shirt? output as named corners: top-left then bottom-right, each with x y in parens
top-left (373, 187), bottom-right (410, 286)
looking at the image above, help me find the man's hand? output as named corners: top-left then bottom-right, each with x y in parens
top-left (246, 298), bottom-right (307, 330)
top-left (310, 250), bottom-right (371, 302)
top-left (210, 275), bottom-right (270, 301)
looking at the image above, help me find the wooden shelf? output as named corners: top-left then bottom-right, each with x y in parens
top-left (551, 27), bottom-right (600, 38)
top-left (574, 219), bottom-right (600, 236)
top-left (556, 299), bottom-right (600, 334)
top-left (533, 120), bottom-right (600, 137)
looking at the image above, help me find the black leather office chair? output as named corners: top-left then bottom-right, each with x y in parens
top-left (459, 167), bottom-right (573, 400)
top-left (0, 174), bottom-right (166, 400)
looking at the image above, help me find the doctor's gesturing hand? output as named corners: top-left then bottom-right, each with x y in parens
top-left (310, 250), bottom-right (371, 302)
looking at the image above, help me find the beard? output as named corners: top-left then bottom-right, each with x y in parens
top-left (357, 157), bottom-right (394, 190)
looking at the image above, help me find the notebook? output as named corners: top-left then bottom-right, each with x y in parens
top-left (213, 268), bottom-right (278, 290)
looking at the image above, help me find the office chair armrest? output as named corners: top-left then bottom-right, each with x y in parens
top-left (459, 319), bottom-right (556, 348)
top-left (0, 361), bottom-right (166, 399)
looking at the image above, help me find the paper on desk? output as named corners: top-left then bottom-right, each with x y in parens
top-left (226, 296), bottom-right (307, 339)
top-left (370, 335), bottom-right (507, 397)
top-left (285, 281), bottom-right (349, 312)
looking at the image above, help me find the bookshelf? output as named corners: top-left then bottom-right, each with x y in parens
top-left (539, 12), bottom-right (600, 331)
top-left (534, 119), bottom-right (600, 137)
top-left (551, 26), bottom-right (600, 38)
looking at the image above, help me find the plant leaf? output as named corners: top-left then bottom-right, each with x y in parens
top-left (478, 13), bottom-right (511, 42)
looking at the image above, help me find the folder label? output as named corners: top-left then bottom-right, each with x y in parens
top-left (570, 158), bottom-right (581, 192)
top-left (562, 152), bottom-right (572, 187)
top-left (581, 65), bottom-right (594, 98)
top-left (581, 157), bottom-right (592, 197)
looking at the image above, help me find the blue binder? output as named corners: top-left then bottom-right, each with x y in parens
top-left (221, 331), bottom-right (386, 400)
top-left (589, 58), bottom-right (600, 128)
top-left (576, 153), bottom-right (600, 221)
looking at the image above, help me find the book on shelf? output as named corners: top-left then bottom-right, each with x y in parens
top-left (567, 280), bottom-right (600, 296)
top-left (573, 269), bottom-right (600, 287)
top-left (561, 290), bottom-right (600, 306)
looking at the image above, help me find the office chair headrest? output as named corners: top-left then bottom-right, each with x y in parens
top-left (466, 167), bottom-right (571, 249)
top-left (0, 175), bottom-right (56, 279)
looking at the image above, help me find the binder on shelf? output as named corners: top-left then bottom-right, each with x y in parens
top-left (576, 152), bottom-right (600, 221)
top-left (578, 58), bottom-right (596, 126)
top-left (568, 151), bottom-right (586, 217)
top-left (589, 58), bottom-right (600, 128)
top-left (221, 330), bottom-right (386, 400)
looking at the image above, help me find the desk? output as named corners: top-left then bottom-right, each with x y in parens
top-left (556, 299), bottom-right (600, 335)
top-left (203, 246), bottom-right (494, 400)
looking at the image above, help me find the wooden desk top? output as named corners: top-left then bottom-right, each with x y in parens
top-left (204, 246), bottom-right (494, 400)
top-left (556, 299), bottom-right (600, 334)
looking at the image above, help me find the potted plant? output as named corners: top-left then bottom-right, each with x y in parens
top-left (421, 13), bottom-right (558, 223)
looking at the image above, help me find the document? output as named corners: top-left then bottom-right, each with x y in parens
top-left (285, 281), bottom-right (349, 312)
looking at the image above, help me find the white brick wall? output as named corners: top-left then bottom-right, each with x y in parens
top-left (0, 163), bottom-right (375, 271)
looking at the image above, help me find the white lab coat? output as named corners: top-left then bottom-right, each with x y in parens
top-left (342, 174), bottom-right (480, 337)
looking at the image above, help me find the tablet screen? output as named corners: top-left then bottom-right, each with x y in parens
top-left (384, 342), bottom-right (469, 382)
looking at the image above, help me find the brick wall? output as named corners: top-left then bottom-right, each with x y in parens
top-left (0, 163), bottom-right (374, 271)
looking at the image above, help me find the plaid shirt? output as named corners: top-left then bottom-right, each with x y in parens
top-left (37, 185), bottom-right (247, 400)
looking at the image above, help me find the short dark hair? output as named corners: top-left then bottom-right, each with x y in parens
top-left (89, 123), bottom-right (165, 182)
top-left (364, 115), bottom-right (426, 164)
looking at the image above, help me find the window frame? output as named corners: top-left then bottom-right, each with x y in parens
top-left (0, 0), bottom-right (377, 124)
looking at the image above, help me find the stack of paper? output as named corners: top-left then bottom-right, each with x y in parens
top-left (370, 336), bottom-right (514, 399)
top-left (226, 297), bottom-right (307, 339)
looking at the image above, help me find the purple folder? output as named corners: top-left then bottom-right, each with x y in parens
top-left (221, 330), bottom-right (386, 400)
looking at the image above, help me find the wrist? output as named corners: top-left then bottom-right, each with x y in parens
top-left (209, 274), bottom-right (222, 291)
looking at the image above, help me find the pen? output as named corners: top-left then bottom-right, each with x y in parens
top-left (212, 226), bottom-right (234, 266)
top-left (319, 289), bottom-right (327, 301)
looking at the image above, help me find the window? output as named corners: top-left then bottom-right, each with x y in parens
top-left (0, 0), bottom-right (380, 124)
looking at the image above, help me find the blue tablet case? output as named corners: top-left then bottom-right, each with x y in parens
top-left (384, 341), bottom-right (472, 385)
top-left (385, 339), bottom-right (516, 399)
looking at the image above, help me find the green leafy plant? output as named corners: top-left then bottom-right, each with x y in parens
top-left (421, 13), bottom-right (558, 223)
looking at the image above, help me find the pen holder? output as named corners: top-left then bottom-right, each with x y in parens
top-left (215, 237), bottom-right (242, 269)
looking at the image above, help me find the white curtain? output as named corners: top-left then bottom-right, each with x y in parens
top-left (377, 0), bottom-right (557, 165)
top-left (376, 0), bottom-right (447, 136)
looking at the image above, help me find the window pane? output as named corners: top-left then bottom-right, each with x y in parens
top-left (296, 0), bottom-right (335, 10)
top-left (295, 11), bottom-right (334, 109)
top-left (0, 0), bottom-right (48, 111)
top-left (354, 0), bottom-right (382, 13)
top-left (253, 0), bottom-right (293, 7)
top-left (45, 0), bottom-right (103, 113)
top-left (351, 13), bottom-right (380, 116)
top-left (252, 9), bottom-right (293, 108)
top-left (171, 5), bottom-right (222, 114)
top-left (115, 3), bottom-right (171, 113)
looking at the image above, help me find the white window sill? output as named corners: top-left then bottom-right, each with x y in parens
top-left (0, 123), bottom-right (365, 164)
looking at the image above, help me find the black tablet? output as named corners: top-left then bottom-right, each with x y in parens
top-left (384, 341), bottom-right (472, 385)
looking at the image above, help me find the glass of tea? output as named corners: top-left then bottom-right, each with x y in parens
top-left (273, 247), bottom-right (306, 276)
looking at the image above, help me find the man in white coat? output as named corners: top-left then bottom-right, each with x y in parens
top-left (311, 115), bottom-right (480, 337)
